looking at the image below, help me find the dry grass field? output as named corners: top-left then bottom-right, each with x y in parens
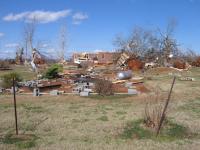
top-left (0, 67), bottom-right (200, 150)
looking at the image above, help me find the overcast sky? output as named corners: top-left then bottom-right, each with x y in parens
top-left (0, 0), bottom-right (200, 58)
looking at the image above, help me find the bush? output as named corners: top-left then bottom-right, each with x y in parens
top-left (1, 72), bottom-right (22, 88)
top-left (95, 79), bottom-right (113, 96)
top-left (80, 62), bottom-right (89, 69)
top-left (143, 88), bottom-right (164, 131)
top-left (44, 64), bottom-right (63, 79)
top-left (144, 102), bottom-right (163, 130)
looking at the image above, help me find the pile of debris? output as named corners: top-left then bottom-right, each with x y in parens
top-left (179, 77), bottom-right (195, 81)
top-left (3, 50), bottom-right (199, 97)
top-left (7, 61), bottom-right (149, 97)
top-left (117, 53), bottom-right (144, 71)
top-left (192, 57), bottom-right (200, 67)
top-left (112, 72), bottom-right (148, 94)
top-left (73, 52), bottom-right (114, 65)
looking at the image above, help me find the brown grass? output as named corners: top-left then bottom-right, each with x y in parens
top-left (0, 67), bottom-right (200, 150)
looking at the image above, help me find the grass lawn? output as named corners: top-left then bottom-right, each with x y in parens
top-left (0, 65), bottom-right (37, 81)
top-left (0, 67), bottom-right (200, 149)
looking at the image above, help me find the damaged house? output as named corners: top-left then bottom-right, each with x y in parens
top-left (73, 52), bottom-right (115, 65)
top-left (117, 53), bottom-right (144, 71)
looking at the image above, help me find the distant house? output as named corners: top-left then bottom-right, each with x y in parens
top-left (72, 51), bottom-right (115, 64)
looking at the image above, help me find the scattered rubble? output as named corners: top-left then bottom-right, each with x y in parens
top-left (0, 87), bottom-right (4, 93)
top-left (145, 62), bottom-right (157, 68)
top-left (117, 53), bottom-right (144, 71)
top-left (179, 77), bottom-right (195, 81)
top-left (128, 89), bottom-right (138, 95)
top-left (117, 70), bottom-right (132, 80)
top-left (173, 60), bottom-right (186, 69)
top-left (192, 57), bottom-right (200, 67)
top-left (127, 59), bottom-right (144, 71)
top-left (2, 50), bottom-right (199, 97)
top-left (33, 88), bottom-right (40, 96)
top-left (3, 61), bottom-right (149, 96)
top-left (73, 52), bottom-right (115, 65)
top-left (117, 53), bottom-right (130, 67)
top-left (80, 91), bottom-right (89, 97)
top-left (50, 90), bottom-right (59, 96)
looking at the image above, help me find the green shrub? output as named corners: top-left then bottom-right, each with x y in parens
top-left (2, 134), bottom-right (38, 149)
top-left (44, 64), bottom-right (63, 79)
top-left (1, 72), bottom-right (22, 88)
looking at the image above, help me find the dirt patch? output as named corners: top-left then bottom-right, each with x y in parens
top-left (135, 84), bottom-right (150, 93)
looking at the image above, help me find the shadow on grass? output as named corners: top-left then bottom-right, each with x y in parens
top-left (120, 119), bottom-right (199, 142)
top-left (87, 94), bottom-right (132, 100)
top-left (0, 133), bottom-right (38, 149)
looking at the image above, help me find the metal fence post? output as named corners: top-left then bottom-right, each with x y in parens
top-left (13, 77), bottom-right (18, 135)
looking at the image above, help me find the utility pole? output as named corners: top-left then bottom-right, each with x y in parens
top-left (12, 77), bottom-right (18, 135)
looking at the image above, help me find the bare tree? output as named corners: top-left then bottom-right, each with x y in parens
top-left (23, 19), bottom-right (37, 62)
top-left (15, 47), bottom-right (24, 65)
top-left (23, 31), bottom-right (29, 62)
top-left (113, 27), bottom-right (160, 59)
top-left (113, 33), bottom-right (127, 52)
top-left (158, 20), bottom-right (179, 65)
top-left (113, 20), bottom-right (180, 67)
top-left (35, 40), bottom-right (46, 52)
top-left (112, 34), bottom-right (127, 63)
top-left (184, 49), bottom-right (198, 64)
top-left (58, 24), bottom-right (68, 62)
